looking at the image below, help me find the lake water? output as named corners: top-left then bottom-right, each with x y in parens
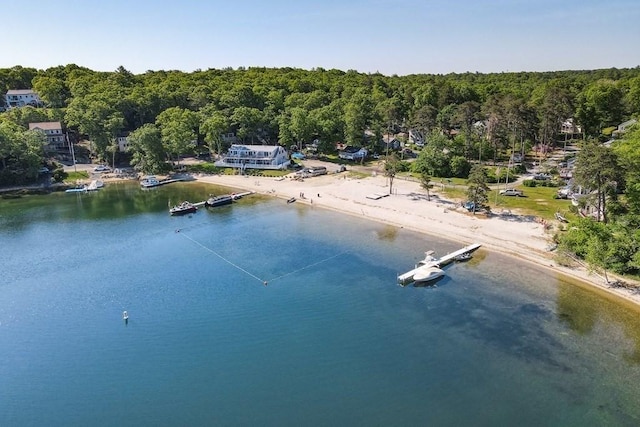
top-left (1, 182), bottom-right (640, 426)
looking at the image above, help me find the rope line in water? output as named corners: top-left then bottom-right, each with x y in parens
top-left (179, 232), bottom-right (264, 283)
top-left (267, 251), bottom-right (348, 283)
top-left (178, 230), bottom-right (348, 285)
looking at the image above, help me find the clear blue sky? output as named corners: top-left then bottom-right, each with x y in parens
top-left (3, 0), bottom-right (639, 75)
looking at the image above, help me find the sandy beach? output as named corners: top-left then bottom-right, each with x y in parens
top-left (190, 167), bottom-right (640, 307)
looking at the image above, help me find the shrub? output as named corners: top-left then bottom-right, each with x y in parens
top-left (522, 179), bottom-right (537, 187)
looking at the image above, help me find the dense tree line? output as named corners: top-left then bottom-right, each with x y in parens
top-left (1, 64), bottom-right (639, 277)
top-left (0, 64), bottom-right (638, 172)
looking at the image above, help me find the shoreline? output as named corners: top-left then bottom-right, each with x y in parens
top-left (193, 170), bottom-right (640, 308)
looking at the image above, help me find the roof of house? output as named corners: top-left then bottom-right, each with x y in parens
top-left (619, 119), bottom-right (637, 128)
top-left (6, 89), bottom-right (37, 95)
top-left (230, 144), bottom-right (282, 151)
top-left (29, 121), bottom-right (62, 131)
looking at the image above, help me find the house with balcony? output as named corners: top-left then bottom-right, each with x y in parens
top-left (5, 89), bottom-right (43, 109)
top-left (214, 144), bottom-right (290, 170)
top-left (28, 122), bottom-right (66, 150)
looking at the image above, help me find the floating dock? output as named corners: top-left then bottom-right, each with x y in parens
top-left (397, 243), bottom-right (482, 285)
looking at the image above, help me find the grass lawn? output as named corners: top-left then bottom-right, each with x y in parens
top-left (65, 171), bottom-right (89, 183)
top-left (439, 184), bottom-right (574, 220)
top-left (491, 186), bottom-right (574, 219)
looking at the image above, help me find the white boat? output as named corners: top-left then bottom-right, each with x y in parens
top-left (413, 266), bottom-right (444, 283)
top-left (140, 176), bottom-right (161, 188)
top-left (123, 311), bottom-right (129, 321)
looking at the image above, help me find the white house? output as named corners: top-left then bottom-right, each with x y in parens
top-left (338, 146), bottom-right (368, 161)
top-left (214, 144), bottom-right (290, 170)
top-left (561, 118), bottom-right (581, 135)
top-left (117, 135), bottom-right (129, 152)
top-left (28, 122), bottom-right (65, 150)
top-left (5, 89), bottom-right (42, 109)
top-left (616, 119), bottom-right (637, 134)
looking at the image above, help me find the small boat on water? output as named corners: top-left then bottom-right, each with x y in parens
top-left (287, 197), bottom-right (296, 204)
top-left (205, 194), bottom-right (233, 208)
top-left (170, 201), bottom-right (197, 215)
top-left (413, 266), bottom-right (444, 283)
top-left (123, 311), bottom-right (129, 323)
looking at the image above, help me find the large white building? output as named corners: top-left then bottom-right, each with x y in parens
top-left (215, 144), bottom-right (290, 170)
top-left (28, 122), bottom-right (66, 150)
top-left (5, 89), bottom-right (42, 109)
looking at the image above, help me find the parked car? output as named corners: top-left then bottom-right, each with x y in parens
top-left (533, 173), bottom-right (551, 180)
top-left (93, 165), bottom-right (111, 172)
top-left (38, 167), bottom-right (50, 174)
top-left (499, 188), bottom-right (524, 197)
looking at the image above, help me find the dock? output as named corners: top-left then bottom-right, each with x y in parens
top-left (397, 243), bottom-right (482, 285)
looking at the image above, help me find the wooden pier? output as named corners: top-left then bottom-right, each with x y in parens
top-left (397, 243), bottom-right (482, 285)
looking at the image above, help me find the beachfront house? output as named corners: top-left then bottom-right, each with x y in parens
top-left (28, 121), bottom-right (66, 150)
top-left (214, 144), bottom-right (290, 170)
top-left (338, 146), bottom-right (368, 161)
top-left (5, 89), bottom-right (43, 109)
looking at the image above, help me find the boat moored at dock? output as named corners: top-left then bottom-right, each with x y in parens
top-left (398, 243), bottom-right (481, 285)
top-left (170, 201), bottom-right (197, 215)
top-left (141, 176), bottom-right (187, 188)
top-left (413, 266), bottom-right (444, 283)
top-left (205, 194), bottom-right (233, 208)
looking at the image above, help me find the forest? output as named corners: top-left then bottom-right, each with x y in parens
top-left (0, 64), bottom-right (639, 278)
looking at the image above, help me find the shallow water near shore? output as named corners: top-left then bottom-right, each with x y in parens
top-left (2, 182), bottom-right (640, 426)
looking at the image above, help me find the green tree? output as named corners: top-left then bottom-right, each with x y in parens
top-left (576, 80), bottom-right (625, 138)
top-left (419, 170), bottom-right (433, 201)
top-left (614, 126), bottom-right (640, 215)
top-left (156, 107), bottom-right (199, 163)
top-left (573, 140), bottom-right (621, 223)
top-left (231, 106), bottom-right (264, 143)
top-left (466, 164), bottom-right (490, 214)
top-left (201, 111), bottom-right (230, 158)
top-left (383, 153), bottom-right (401, 195)
top-left (127, 123), bottom-right (165, 173)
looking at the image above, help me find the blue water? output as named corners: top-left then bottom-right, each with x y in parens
top-left (1, 182), bottom-right (640, 426)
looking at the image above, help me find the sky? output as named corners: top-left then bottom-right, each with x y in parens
top-left (2, 0), bottom-right (639, 76)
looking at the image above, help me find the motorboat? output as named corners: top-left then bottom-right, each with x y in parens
top-left (287, 197), bottom-right (296, 204)
top-left (140, 176), bottom-right (161, 188)
top-left (205, 194), bottom-right (233, 208)
top-left (413, 266), bottom-right (444, 283)
top-left (123, 311), bottom-right (128, 320)
top-left (170, 201), bottom-right (197, 215)
top-left (416, 250), bottom-right (439, 268)
top-left (454, 252), bottom-right (472, 262)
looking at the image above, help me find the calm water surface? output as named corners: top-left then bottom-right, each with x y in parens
top-left (1, 182), bottom-right (640, 426)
